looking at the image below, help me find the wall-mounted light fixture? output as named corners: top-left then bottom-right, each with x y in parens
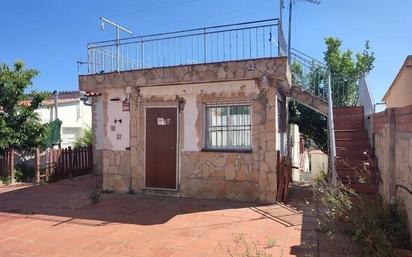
top-left (176, 95), bottom-right (186, 112)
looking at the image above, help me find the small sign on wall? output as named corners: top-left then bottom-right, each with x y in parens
top-left (122, 99), bottom-right (130, 111)
top-left (157, 118), bottom-right (166, 125)
top-left (157, 117), bottom-right (171, 126)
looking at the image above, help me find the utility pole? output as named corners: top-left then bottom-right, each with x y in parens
top-left (279, 0), bottom-right (283, 26)
top-left (287, 0), bottom-right (293, 63)
top-left (283, 0), bottom-right (321, 63)
top-left (53, 90), bottom-right (59, 120)
top-left (327, 74), bottom-right (337, 186)
top-left (99, 17), bottom-right (133, 71)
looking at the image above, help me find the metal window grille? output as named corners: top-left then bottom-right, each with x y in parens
top-left (205, 105), bottom-right (251, 150)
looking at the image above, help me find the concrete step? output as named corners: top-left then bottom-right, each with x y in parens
top-left (336, 148), bottom-right (370, 157)
top-left (334, 122), bottom-right (364, 130)
top-left (141, 188), bottom-right (181, 197)
top-left (333, 114), bottom-right (363, 122)
top-left (345, 183), bottom-right (378, 194)
top-left (335, 139), bottom-right (370, 148)
top-left (335, 130), bottom-right (369, 140)
top-left (338, 170), bottom-right (379, 184)
top-left (336, 158), bottom-right (376, 169)
top-left (333, 106), bottom-right (364, 116)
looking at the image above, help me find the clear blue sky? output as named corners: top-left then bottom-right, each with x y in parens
top-left (1, 0), bottom-right (411, 102)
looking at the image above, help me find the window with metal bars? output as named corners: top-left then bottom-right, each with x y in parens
top-left (204, 105), bottom-right (251, 151)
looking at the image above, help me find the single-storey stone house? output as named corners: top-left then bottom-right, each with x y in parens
top-left (79, 57), bottom-right (291, 203)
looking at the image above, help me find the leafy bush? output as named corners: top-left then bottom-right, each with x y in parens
top-left (87, 190), bottom-right (101, 204)
top-left (383, 202), bottom-right (411, 249)
top-left (312, 175), bottom-right (356, 235)
top-left (14, 162), bottom-right (35, 182)
top-left (350, 198), bottom-right (411, 257)
top-left (313, 169), bottom-right (411, 257)
top-left (74, 127), bottom-right (92, 148)
top-left (0, 175), bottom-right (11, 185)
top-left (14, 169), bottom-right (24, 182)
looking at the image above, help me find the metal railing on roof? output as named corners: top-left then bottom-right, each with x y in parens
top-left (85, 19), bottom-right (286, 74)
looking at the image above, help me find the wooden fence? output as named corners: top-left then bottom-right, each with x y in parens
top-left (276, 151), bottom-right (292, 203)
top-left (35, 146), bottom-right (93, 183)
top-left (0, 149), bottom-right (14, 178)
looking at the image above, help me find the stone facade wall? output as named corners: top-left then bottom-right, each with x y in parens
top-left (79, 58), bottom-right (290, 93)
top-left (373, 105), bottom-right (412, 236)
top-left (80, 57), bottom-right (290, 203)
top-left (91, 96), bottom-right (103, 174)
top-left (180, 151), bottom-right (257, 201)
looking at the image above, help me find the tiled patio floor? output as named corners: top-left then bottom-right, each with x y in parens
top-left (0, 176), bottom-right (356, 257)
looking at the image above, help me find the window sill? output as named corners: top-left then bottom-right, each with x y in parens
top-left (202, 148), bottom-right (253, 153)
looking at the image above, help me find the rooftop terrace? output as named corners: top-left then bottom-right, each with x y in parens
top-left (84, 19), bottom-right (287, 75)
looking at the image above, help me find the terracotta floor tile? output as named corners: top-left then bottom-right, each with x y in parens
top-left (0, 238), bottom-right (33, 253)
top-left (101, 254), bottom-right (132, 257)
top-left (0, 225), bottom-right (34, 238)
top-left (263, 246), bottom-right (286, 257)
top-left (139, 246), bottom-right (178, 257)
top-left (157, 236), bottom-right (191, 248)
top-left (0, 250), bottom-right (29, 257)
top-left (35, 246), bottom-right (75, 257)
top-left (0, 217), bottom-right (31, 226)
top-left (104, 228), bottom-right (143, 241)
top-left (169, 227), bottom-right (204, 238)
top-left (15, 228), bottom-right (53, 241)
top-left (67, 249), bottom-right (105, 257)
top-left (116, 241), bottom-right (151, 256)
top-left (61, 236), bottom-right (102, 250)
top-left (0, 176), bottom-right (356, 257)
top-left (185, 238), bottom-right (219, 251)
top-left (79, 226), bottom-right (118, 239)
top-left (172, 248), bottom-right (211, 257)
top-left (197, 227), bottom-right (233, 242)
top-left (213, 241), bottom-right (236, 254)
top-left (208, 252), bottom-right (230, 257)
top-left (85, 239), bottom-right (124, 254)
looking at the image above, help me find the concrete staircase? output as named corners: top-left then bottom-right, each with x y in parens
top-left (289, 85), bottom-right (328, 116)
top-left (334, 106), bottom-right (379, 194)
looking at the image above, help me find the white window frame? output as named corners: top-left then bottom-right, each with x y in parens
top-left (203, 103), bottom-right (252, 152)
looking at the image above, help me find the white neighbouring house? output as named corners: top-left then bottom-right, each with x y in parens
top-left (35, 91), bottom-right (92, 148)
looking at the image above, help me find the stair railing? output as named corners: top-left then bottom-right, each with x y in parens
top-left (359, 74), bottom-right (374, 115)
top-left (358, 74), bottom-right (375, 144)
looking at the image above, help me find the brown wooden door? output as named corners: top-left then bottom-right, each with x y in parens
top-left (145, 107), bottom-right (177, 189)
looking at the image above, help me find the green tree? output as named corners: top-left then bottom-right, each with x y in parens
top-left (325, 37), bottom-right (375, 106)
top-left (290, 37), bottom-right (375, 152)
top-left (0, 61), bottom-right (47, 152)
top-left (74, 127), bottom-right (92, 148)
